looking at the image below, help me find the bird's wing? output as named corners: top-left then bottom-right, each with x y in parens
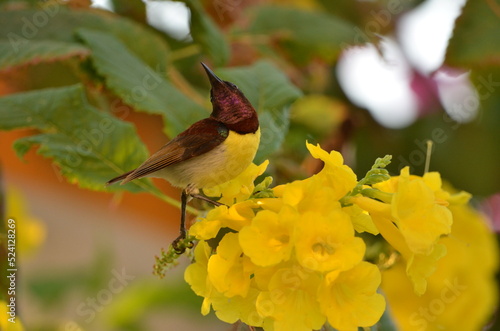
top-left (108, 118), bottom-right (229, 185)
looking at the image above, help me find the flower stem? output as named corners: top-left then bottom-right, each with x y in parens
top-left (361, 188), bottom-right (393, 204)
top-left (169, 44), bottom-right (201, 62)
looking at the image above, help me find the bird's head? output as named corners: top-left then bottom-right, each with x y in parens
top-left (201, 63), bottom-right (258, 134)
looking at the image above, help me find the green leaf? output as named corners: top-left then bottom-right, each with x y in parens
top-left (432, 69), bottom-right (500, 196)
top-left (318, 0), bottom-right (425, 27)
top-left (248, 6), bottom-right (356, 63)
top-left (317, 0), bottom-right (369, 26)
top-left (445, 0), bottom-right (500, 68)
top-left (0, 40), bottom-right (90, 71)
top-left (0, 84), bottom-right (154, 193)
top-left (111, 0), bottom-right (147, 24)
top-left (182, 0), bottom-right (230, 66)
top-left (216, 60), bottom-right (303, 161)
top-left (77, 28), bottom-right (207, 137)
top-left (256, 107), bottom-right (292, 163)
top-left (0, 7), bottom-right (169, 72)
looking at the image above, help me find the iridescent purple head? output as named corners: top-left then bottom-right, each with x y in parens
top-left (201, 63), bottom-right (258, 134)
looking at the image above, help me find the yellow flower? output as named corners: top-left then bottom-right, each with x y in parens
top-left (351, 196), bottom-right (410, 258)
top-left (294, 209), bottom-right (365, 272)
top-left (188, 240), bottom-right (262, 326)
top-left (256, 265), bottom-right (326, 331)
top-left (189, 206), bottom-right (225, 240)
top-left (211, 288), bottom-right (264, 326)
top-left (239, 206), bottom-right (298, 267)
top-left (204, 161), bottom-right (269, 205)
top-left (1, 300), bottom-right (25, 330)
top-left (280, 177), bottom-right (345, 215)
top-left (189, 200), bottom-right (256, 240)
top-left (421, 171), bottom-right (471, 206)
top-left (184, 240), bottom-right (216, 316)
top-left (317, 262), bottom-right (386, 331)
top-left (306, 142), bottom-right (358, 201)
top-left (180, 140), bottom-right (491, 331)
top-left (5, 187), bottom-right (46, 256)
top-left (352, 195), bottom-right (450, 296)
top-left (389, 167), bottom-right (452, 255)
top-left (343, 204), bottom-right (379, 235)
top-left (254, 197), bottom-right (284, 213)
top-left (184, 143), bottom-right (396, 330)
top-left (382, 202), bottom-right (499, 331)
top-left (421, 172), bottom-right (449, 200)
top-left (352, 167), bottom-right (464, 295)
top-left (208, 233), bottom-right (254, 298)
top-left (186, 243), bottom-right (257, 323)
top-left (406, 243), bottom-right (447, 295)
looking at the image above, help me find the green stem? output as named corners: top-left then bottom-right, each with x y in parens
top-left (361, 188), bottom-right (393, 204)
top-left (231, 32), bottom-right (278, 45)
top-left (169, 44), bottom-right (201, 62)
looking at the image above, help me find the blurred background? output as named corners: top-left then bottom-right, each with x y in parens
top-left (0, 0), bottom-right (499, 330)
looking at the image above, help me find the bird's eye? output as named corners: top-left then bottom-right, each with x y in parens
top-left (226, 82), bottom-right (238, 89)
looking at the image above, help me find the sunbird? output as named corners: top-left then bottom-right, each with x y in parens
top-left (107, 63), bottom-right (260, 252)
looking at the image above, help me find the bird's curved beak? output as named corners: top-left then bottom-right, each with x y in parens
top-left (201, 62), bottom-right (225, 88)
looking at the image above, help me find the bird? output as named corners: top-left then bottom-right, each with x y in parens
top-left (106, 63), bottom-right (260, 252)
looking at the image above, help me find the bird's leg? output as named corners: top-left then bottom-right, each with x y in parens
top-left (171, 188), bottom-right (225, 254)
top-left (172, 189), bottom-right (192, 254)
top-left (179, 188), bottom-right (188, 240)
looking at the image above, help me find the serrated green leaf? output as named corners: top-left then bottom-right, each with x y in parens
top-left (78, 28), bottom-right (207, 137)
top-left (13, 138), bottom-right (35, 159)
top-left (216, 60), bottom-right (303, 161)
top-left (248, 6), bottom-right (356, 63)
top-left (0, 84), bottom-right (154, 193)
top-left (182, 0), bottom-right (230, 66)
top-left (0, 7), bottom-right (169, 71)
top-left (0, 40), bottom-right (90, 71)
top-left (445, 0), bottom-right (500, 68)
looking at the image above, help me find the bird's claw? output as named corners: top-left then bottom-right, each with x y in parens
top-left (172, 234), bottom-right (193, 254)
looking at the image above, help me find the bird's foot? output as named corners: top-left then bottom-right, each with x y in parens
top-left (172, 233), bottom-right (194, 254)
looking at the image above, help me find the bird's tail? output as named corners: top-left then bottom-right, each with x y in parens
top-left (106, 170), bottom-right (134, 186)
